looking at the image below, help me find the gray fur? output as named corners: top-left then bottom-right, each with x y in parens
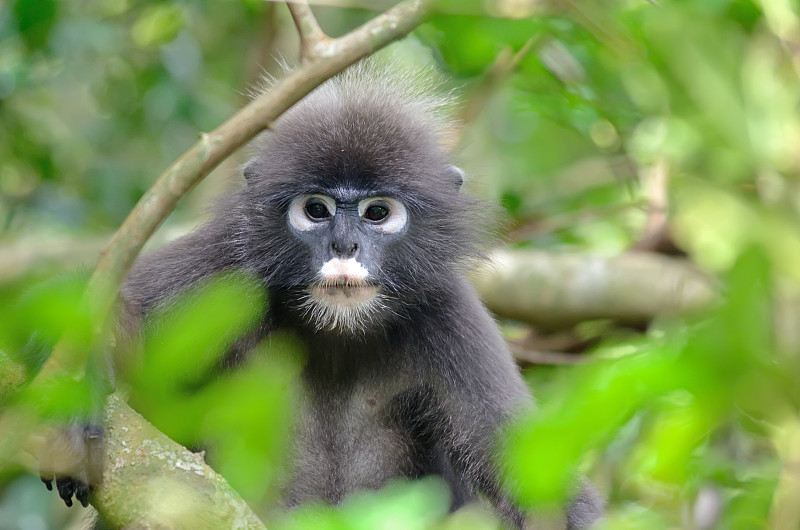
top-left (119, 64), bottom-right (603, 527)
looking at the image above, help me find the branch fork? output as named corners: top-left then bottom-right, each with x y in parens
top-left (287, 0), bottom-right (331, 61)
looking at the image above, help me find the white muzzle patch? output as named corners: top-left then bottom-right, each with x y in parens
top-left (319, 258), bottom-right (369, 282)
top-left (302, 258), bottom-right (382, 333)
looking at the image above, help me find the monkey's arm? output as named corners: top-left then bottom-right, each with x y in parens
top-left (39, 222), bottom-right (258, 507)
top-left (421, 278), bottom-right (603, 529)
top-left (121, 221), bottom-right (243, 319)
top-left (410, 278), bottom-right (529, 526)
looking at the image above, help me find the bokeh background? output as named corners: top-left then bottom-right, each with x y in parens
top-left (2, 0), bottom-right (800, 528)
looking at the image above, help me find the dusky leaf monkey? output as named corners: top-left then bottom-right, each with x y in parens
top-left (40, 63), bottom-right (603, 529)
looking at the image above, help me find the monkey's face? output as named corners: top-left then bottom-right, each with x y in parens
top-left (241, 89), bottom-right (483, 334)
top-left (285, 190), bottom-right (409, 333)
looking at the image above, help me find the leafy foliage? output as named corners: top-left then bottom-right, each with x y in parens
top-left (2, 0), bottom-right (800, 528)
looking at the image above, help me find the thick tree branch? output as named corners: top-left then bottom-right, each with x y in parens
top-left (0, 356), bottom-right (263, 528)
top-left (34, 0), bottom-right (432, 381)
top-left (20, 392), bottom-right (266, 528)
top-left (94, 394), bottom-right (265, 529)
top-left (471, 249), bottom-right (716, 330)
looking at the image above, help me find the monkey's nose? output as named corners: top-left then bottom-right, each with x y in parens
top-left (331, 240), bottom-right (358, 258)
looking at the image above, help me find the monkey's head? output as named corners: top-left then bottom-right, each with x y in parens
top-left (235, 66), bottom-right (487, 334)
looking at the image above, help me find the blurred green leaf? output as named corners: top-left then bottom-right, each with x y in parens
top-left (11, 0), bottom-right (57, 50)
top-left (3, 0), bottom-right (800, 526)
top-left (131, 5), bottom-right (184, 49)
top-left (279, 477), bottom-right (451, 530)
top-left (138, 271), bottom-right (265, 390)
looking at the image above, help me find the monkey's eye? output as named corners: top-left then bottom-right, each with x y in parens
top-left (305, 200), bottom-right (330, 220)
top-left (358, 197), bottom-right (407, 234)
top-left (364, 204), bottom-right (389, 222)
top-left (288, 194), bottom-right (336, 231)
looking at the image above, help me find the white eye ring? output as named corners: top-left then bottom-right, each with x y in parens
top-left (357, 197), bottom-right (408, 234)
top-left (288, 194), bottom-right (337, 231)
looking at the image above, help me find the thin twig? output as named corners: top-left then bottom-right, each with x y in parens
top-left (287, 0), bottom-right (330, 61)
top-left (455, 37), bottom-right (538, 142)
top-left (508, 200), bottom-right (646, 242)
top-left (510, 346), bottom-right (587, 366)
top-left (630, 157), bottom-right (682, 254)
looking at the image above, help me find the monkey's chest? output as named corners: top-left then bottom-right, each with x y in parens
top-left (286, 381), bottom-right (428, 505)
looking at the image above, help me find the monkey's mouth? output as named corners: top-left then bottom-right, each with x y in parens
top-left (309, 279), bottom-right (379, 308)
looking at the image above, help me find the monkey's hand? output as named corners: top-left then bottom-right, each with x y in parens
top-left (37, 423), bottom-right (103, 507)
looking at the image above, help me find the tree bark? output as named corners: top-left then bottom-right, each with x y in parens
top-left (471, 249), bottom-right (716, 330)
top-left (95, 394), bottom-right (266, 529)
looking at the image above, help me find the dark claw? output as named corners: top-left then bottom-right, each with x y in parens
top-left (41, 477), bottom-right (53, 491)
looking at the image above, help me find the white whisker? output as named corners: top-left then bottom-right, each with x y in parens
top-left (299, 287), bottom-right (391, 334)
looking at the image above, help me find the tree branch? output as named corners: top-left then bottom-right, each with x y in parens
top-left (509, 345), bottom-right (586, 366)
top-left (0, 356), bottom-right (263, 528)
top-left (94, 394), bottom-right (266, 529)
top-left (34, 0), bottom-right (432, 381)
top-left (456, 36), bottom-right (538, 139)
top-left (471, 249), bottom-right (716, 330)
top-left (287, 0), bottom-right (330, 61)
top-left (630, 157), bottom-right (681, 254)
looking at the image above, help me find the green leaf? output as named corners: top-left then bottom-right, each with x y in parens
top-left (131, 5), bottom-right (184, 49)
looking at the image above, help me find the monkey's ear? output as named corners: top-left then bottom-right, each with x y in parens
top-left (445, 165), bottom-right (465, 190)
top-left (242, 161), bottom-right (258, 184)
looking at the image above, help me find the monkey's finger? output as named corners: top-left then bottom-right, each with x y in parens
top-left (56, 477), bottom-right (76, 507)
top-left (74, 436), bottom-right (95, 509)
top-left (41, 476), bottom-right (53, 491)
top-left (75, 480), bottom-right (90, 508)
